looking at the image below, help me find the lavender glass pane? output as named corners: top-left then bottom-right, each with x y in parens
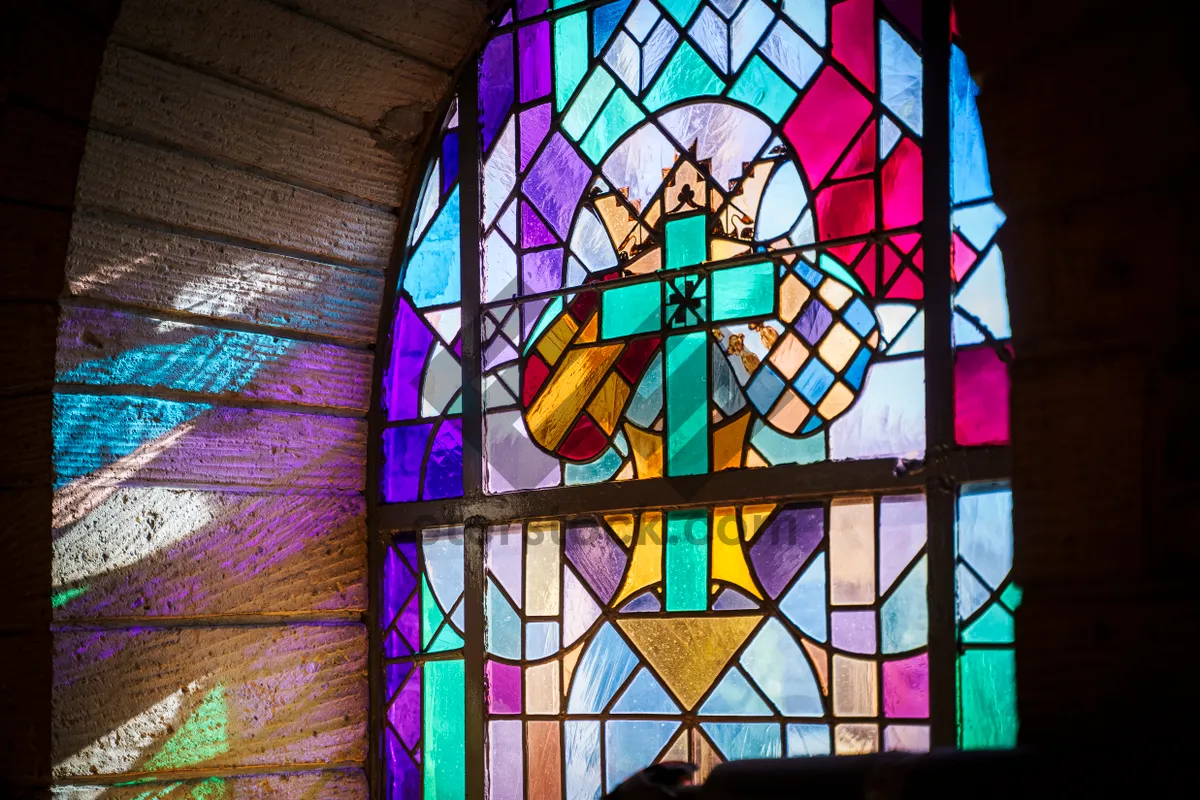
top-left (489, 719), bottom-right (525, 800)
top-left (484, 335), bottom-right (518, 371)
top-left (383, 423), bottom-right (433, 502)
top-left (795, 300), bottom-right (833, 346)
top-left (713, 588), bottom-right (759, 610)
top-left (441, 131), bottom-right (460, 194)
top-left (565, 519), bottom-right (627, 603)
top-left (385, 298), bottom-right (433, 422)
top-left (831, 610), bottom-right (877, 654)
top-left (522, 248), bottom-right (564, 297)
top-left (485, 409), bottom-right (561, 492)
top-left (388, 664), bottom-right (422, 749)
top-left (879, 494), bottom-right (926, 593)
top-left (519, 21), bottom-right (552, 103)
top-left (622, 591), bottom-right (661, 612)
top-left (480, 34), bottom-right (515, 152)
top-left (751, 506), bottom-right (825, 598)
top-left (525, 133), bottom-right (591, 239)
top-left (486, 659), bottom-right (523, 714)
top-left (520, 103), bottom-right (552, 171)
top-left (386, 732), bottom-right (419, 800)
top-left (423, 418), bottom-right (463, 500)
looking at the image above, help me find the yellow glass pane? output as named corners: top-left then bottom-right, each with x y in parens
top-left (616, 614), bottom-right (761, 709)
top-left (692, 728), bottom-right (723, 784)
top-left (817, 382), bottom-right (855, 420)
top-left (768, 332), bottom-right (810, 379)
top-left (767, 388), bottom-right (809, 434)
top-left (613, 512), bottom-right (663, 605)
top-left (801, 638), bottom-right (830, 696)
top-left (644, 199), bottom-right (662, 229)
top-left (741, 504), bottom-right (776, 542)
top-left (525, 520), bottom-right (561, 616)
top-left (817, 322), bottom-right (859, 372)
top-left (595, 193), bottom-right (639, 252)
top-left (779, 274), bottom-right (810, 323)
top-left (526, 343), bottom-right (623, 449)
top-left (588, 372), bottom-right (631, 434)
top-left (576, 311), bottom-right (599, 344)
top-left (713, 410), bottom-right (750, 471)
top-left (665, 160), bottom-right (706, 213)
top-left (710, 238), bottom-right (752, 261)
top-left (561, 639), bottom-right (584, 699)
top-left (712, 507), bottom-right (762, 599)
top-left (830, 498), bottom-right (875, 605)
top-left (832, 655), bottom-right (877, 717)
top-left (625, 424), bottom-right (663, 478)
top-left (834, 724), bottom-right (879, 755)
top-left (605, 513), bottom-right (636, 547)
top-left (536, 312), bottom-right (580, 365)
top-left (525, 659), bottom-right (560, 715)
top-left (818, 277), bottom-right (853, 310)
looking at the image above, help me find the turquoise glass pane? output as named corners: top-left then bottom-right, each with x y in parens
top-left (644, 41), bottom-right (725, 111)
top-left (582, 88), bottom-right (645, 163)
top-left (424, 659), bottom-right (465, 800)
top-left (555, 13), bottom-right (589, 111)
top-left (702, 722), bottom-right (782, 760)
top-left (710, 262), bottom-right (775, 321)
top-left (961, 601), bottom-right (1015, 644)
top-left (881, 555), bottom-right (928, 654)
top-left (728, 56), bottom-right (797, 122)
top-left (563, 70), bottom-right (616, 141)
top-left (665, 508), bottom-right (708, 611)
top-left (660, 0), bottom-right (702, 25)
top-left (664, 215), bottom-right (708, 271)
top-left (958, 649), bottom-right (1018, 749)
top-left (601, 281), bottom-right (661, 339)
top-left (664, 332), bottom-right (708, 476)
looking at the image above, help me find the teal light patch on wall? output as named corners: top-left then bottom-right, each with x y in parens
top-left (142, 685), bottom-right (229, 771)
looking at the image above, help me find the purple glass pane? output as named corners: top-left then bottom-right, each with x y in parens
top-left (389, 664), bottom-right (422, 749)
top-left (484, 335), bottom-right (518, 371)
top-left (518, 21), bottom-right (552, 103)
top-left (399, 540), bottom-right (418, 571)
top-left (385, 298), bottom-right (433, 422)
top-left (521, 201), bottom-right (557, 247)
top-left (522, 248), bottom-right (563, 295)
top-left (386, 730), bottom-right (419, 800)
top-left (564, 519), bottom-right (628, 603)
top-left (423, 417), bottom-right (463, 500)
top-left (883, 653), bottom-right (929, 718)
top-left (522, 298), bottom-right (548, 339)
top-left (751, 506), bottom-right (825, 598)
top-left (831, 610), bottom-right (877, 654)
top-left (441, 131), bottom-right (460, 195)
top-left (385, 629), bottom-right (409, 659)
top-left (384, 546), bottom-right (417, 630)
top-left (480, 34), bottom-right (515, 153)
top-left (795, 300), bottom-right (833, 346)
top-left (398, 593), bottom-right (420, 652)
top-left (520, 103), bottom-right (552, 171)
top-left (525, 133), bottom-right (591, 239)
top-left (486, 659), bottom-right (523, 713)
top-left (713, 588), bottom-right (759, 610)
top-left (518, 0), bottom-right (548, 18)
top-left (879, 494), bottom-right (926, 592)
top-left (386, 661), bottom-right (413, 701)
top-left (382, 423), bottom-right (433, 503)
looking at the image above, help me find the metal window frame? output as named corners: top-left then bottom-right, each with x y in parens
top-left (367, 3), bottom-right (1000, 798)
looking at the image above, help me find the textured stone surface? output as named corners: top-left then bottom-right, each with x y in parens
top-left (65, 216), bottom-right (384, 344)
top-left (52, 399), bottom-right (366, 492)
top-left (276, 0), bottom-right (487, 70)
top-left (52, 624), bottom-right (367, 778)
top-left (51, 769), bottom-right (368, 798)
top-left (76, 132), bottom-right (397, 269)
top-left (57, 306), bottom-right (374, 412)
top-left (113, 0), bottom-right (451, 126)
top-left (92, 46), bottom-right (409, 205)
top-left (52, 490), bottom-right (366, 619)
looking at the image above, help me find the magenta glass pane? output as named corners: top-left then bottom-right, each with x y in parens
top-left (883, 653), bottom-right (929, 718)
top-left (816, 178), bottom-right (875, 242)
top-left (422, 418), bottom-right (464, 500)
top-left (486, 659), bottom-right (523, 713)
top-left (382, 423), bottom-right (433, 503)
top-left (955, 345), bottom-right (1011, 446)
top-left (832, 0), bottom-right (876, 91)
top-left (883, 138), bottom-right (923, 229)
top-left (384, 297), bottom-right (433, 422)
top-left (784, 67), bottom-right (873, 187)
top-left (480, 33), bottom-right (514, 153)
top-left (518, 21), bottom-right (552, 103)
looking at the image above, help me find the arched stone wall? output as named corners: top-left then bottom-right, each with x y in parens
top-left (3, 0), bottom-right (1197, 796)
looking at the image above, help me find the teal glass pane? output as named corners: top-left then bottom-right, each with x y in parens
top-left (563, 69), bottom-right (616, 141)
top-left (644, 41), bottom-right (725, 111)
top-left (555, 13), bottom-right (589, 111)
top-left (601, 281), bottom-right (661, 339)
top-left (728, 56), bottom-right (798, 122)
top-left (1000, 582), bottom-right (1024, 611)
top-left (486, 579), bottom-right (520, 658)
top-left (660, 0), bottom-right (702, 25)
top-left (664, 215), bottom-right (708, 271)
top-left (881, 555), bottom-right (928, 654)
top-left (702, 722), bottom-right (782, 760)
top-left (582, 88), bottom-right (645, 163)
top-left (958, 649), bottom-right (1018, 749)
top-left (424, 659), bottom-right (465, 800)
top-left (961, 601), bottom-right (1015, 644)
top-left (664, 332), bottom-right (708, 476)
top-left (710, 262), bottom-right (775, 321)
top-left (665, 508), bottom-right (708, 611)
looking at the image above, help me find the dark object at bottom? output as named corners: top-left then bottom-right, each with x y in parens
top-left (603, 761), bottom-right (699, 799)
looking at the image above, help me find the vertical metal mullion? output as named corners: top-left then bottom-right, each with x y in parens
top-left (457, 57), bottom-right (487, 800)
top-left (922, 0), bottom-right (957, 751)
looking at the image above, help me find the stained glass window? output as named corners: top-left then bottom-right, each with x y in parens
top-left (378, 2), bottom-right (1015, 797)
